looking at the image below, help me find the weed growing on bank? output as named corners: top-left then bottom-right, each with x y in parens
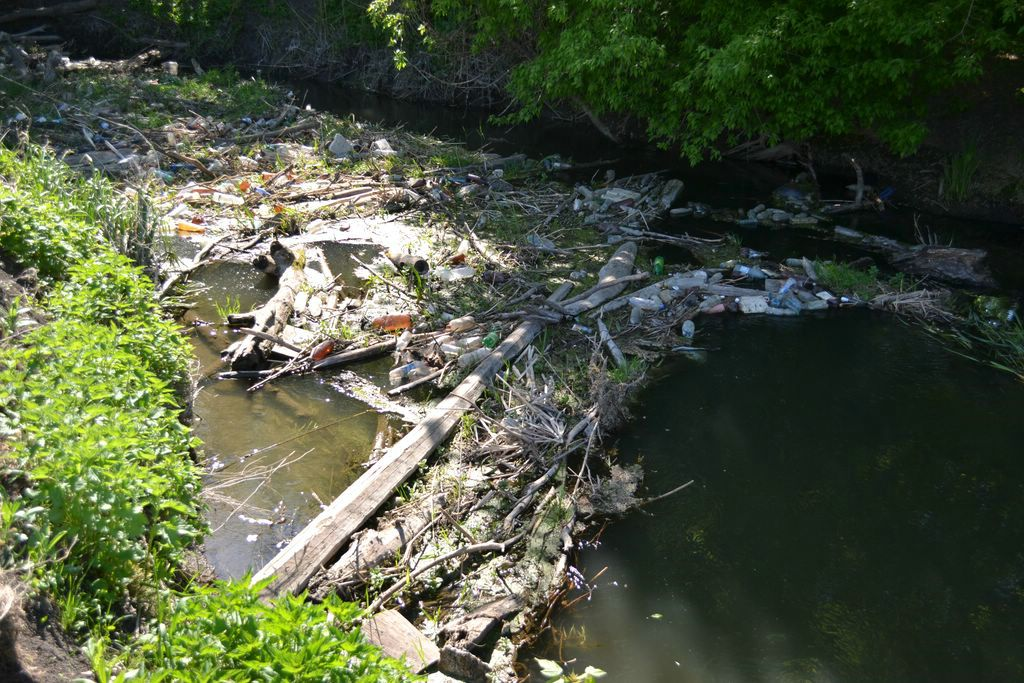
top-left (0, 143), bottom-right (417, 681)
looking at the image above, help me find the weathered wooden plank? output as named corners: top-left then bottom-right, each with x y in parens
top-left (252, 284), bottom-right (575, 597)
top-left (362, 609), bottom-right (439, 673)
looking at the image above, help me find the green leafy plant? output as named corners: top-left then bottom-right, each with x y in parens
top-left (48, 252), bottom-right (191, 385)
top-left (814, 260), bottom-right (881, 301)
top-left (943, 144), bottom-right (981, 203)
top-left (0, 319), bottom-right (203, 632)
top-left (371, 0), bottom-right (1022, 160)
top-left (97, 580), bottom-right (419, 682)
top-left (214, 294), bottom-right (242, 321)
top-left (535, 657), bottom-right (607, 683)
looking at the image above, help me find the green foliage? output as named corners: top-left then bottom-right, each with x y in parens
top-left (814, 260), bottom-right (881, 300)
top-left (373, 0), bottom-right (1024, 159)
top-left (943, 143), bottom-right (982, 203)
top-left (607, 356), bottom-right (646, 384)
top-left (49, 253), bottom-right (191, 385)
top-left (0, 319), bottom-right (203, 632)
top-left (0, 146), bottom-right (100, 278)
top-left (0, 145), bottom-right (161, 274)
top-left (98, 581), bottom-right (419, 682)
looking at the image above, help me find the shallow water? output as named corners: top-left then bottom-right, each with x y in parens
top-left (184, 258), bottom-right (393, 578)
top-left (531, 311), bottom-right (1024, 682)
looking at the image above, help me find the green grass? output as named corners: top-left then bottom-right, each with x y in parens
top-left (814, 260), bottom-right (881, 300)
top-left (943, 144), bottom-right (981, 203)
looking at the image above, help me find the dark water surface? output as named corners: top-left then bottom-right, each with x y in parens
top-left (534, 311), bottom-right (1024, 682)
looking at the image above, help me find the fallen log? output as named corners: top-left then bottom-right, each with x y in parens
top-left (251, 282), bottom-right (576, 598)
top-left (562, 242), bottom-right (637, 315)
top-left (221, 243), bottom-right (305, 371)
top-left (0, 0), bottom-right (97, 24)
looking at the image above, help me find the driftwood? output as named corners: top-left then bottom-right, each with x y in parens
top-left (221, 243), bottom-right (305, 371)
top-left (362, 610), bottom-right (439, 673)
top-left (562, 242), bottom-right (637, 315)
top-left (0, 0), bottom-right (97, 23)
top-left (251, 282), bottom-right (576, 597)
top-left (308, 493), bottom-right (448, 600)
top-left (833, 226), bottom-right (996, 289)
top-left (311, 338), bottom-right (397, 370)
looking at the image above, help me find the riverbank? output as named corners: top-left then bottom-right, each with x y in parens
top-left (0, 109), bottom-right (415, 682)
top-left (1, 47), bottom-right (1020, 682)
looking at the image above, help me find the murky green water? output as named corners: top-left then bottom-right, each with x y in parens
top-left (534, 311), bottom-right (1024, 682)
top-left (184, 258), bottom-right (391, 578)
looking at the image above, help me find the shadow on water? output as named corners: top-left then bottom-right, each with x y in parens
top-left (530, 310), bottom-right (1024, 682)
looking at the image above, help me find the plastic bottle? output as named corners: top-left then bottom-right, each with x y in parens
top-left (446, 315), bottom-right (477, 333)
top-left (653, 256), bottom-right (665, 276)
top-left (310, 339), bottom-right (335, 362)
top-left (458, 347), bottom-right (491, 369)
top-left (629, 305), bottom-right (643, 325)
top-left (482, 330), bottom-right (500, 349)
top-left (389, 360), bottom-right (428, 386)
top-left (628, 297), bottom-right (663, 311)
top-left (371, 314), bottom-right (412, 332)
top-left (395, 329), bottom-right (413, 352)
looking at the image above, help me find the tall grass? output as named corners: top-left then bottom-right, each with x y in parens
top-left (942, 144), bottom-right (981, 203)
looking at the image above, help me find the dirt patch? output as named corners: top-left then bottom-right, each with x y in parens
top-left (0, 574), bottom-right (93, 683)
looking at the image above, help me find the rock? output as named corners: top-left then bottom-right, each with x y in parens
top-left (670, 207), bottom-right (693, 217)
top-left (526, 234), bottom-right (556, 251)
top-left (488, 178), bottom-right (513, 193)
top-left (659, 178), bottom-right (684, 211)
top-left (439, 646), bottom-right (490, 683)
top-left (328, 133), bottom-right (354, 158)
top-left (770, 209), bottom-right (791, 223)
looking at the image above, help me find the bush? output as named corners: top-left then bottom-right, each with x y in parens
top-left (95, 581), bottom-right (420, 682)
top-left (373, 0), bottom-right (1024, 159)
top-left (0, 145), bottom-right (100, 278)
top-left (0, 319), bottom-right (203, 632)
top-left (49, 252), bottom-right (191, 385)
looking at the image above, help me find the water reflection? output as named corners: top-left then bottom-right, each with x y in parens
top-left (538, 311), bottom-right (1024, 682)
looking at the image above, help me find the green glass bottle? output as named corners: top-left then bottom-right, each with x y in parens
top-left (653, 256), bottom-right (665, 276)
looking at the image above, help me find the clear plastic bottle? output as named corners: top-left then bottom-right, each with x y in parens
top-left (458, 347), bottom-right (491, 369)
top-left (446, 315), bottom-right (477, 333)
top-left (389, 360), bottom-right (428, 386)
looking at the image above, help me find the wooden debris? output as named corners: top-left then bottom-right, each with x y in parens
top-left (362, 610), bottom-right (439, 673)
top-left (250, 284), bottom-right (574, 597)
top-left (221, 243), bottom-right (305, 371)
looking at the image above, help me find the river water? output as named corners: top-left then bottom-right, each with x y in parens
top-left (189, 86), bottom-right (1024, 680)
